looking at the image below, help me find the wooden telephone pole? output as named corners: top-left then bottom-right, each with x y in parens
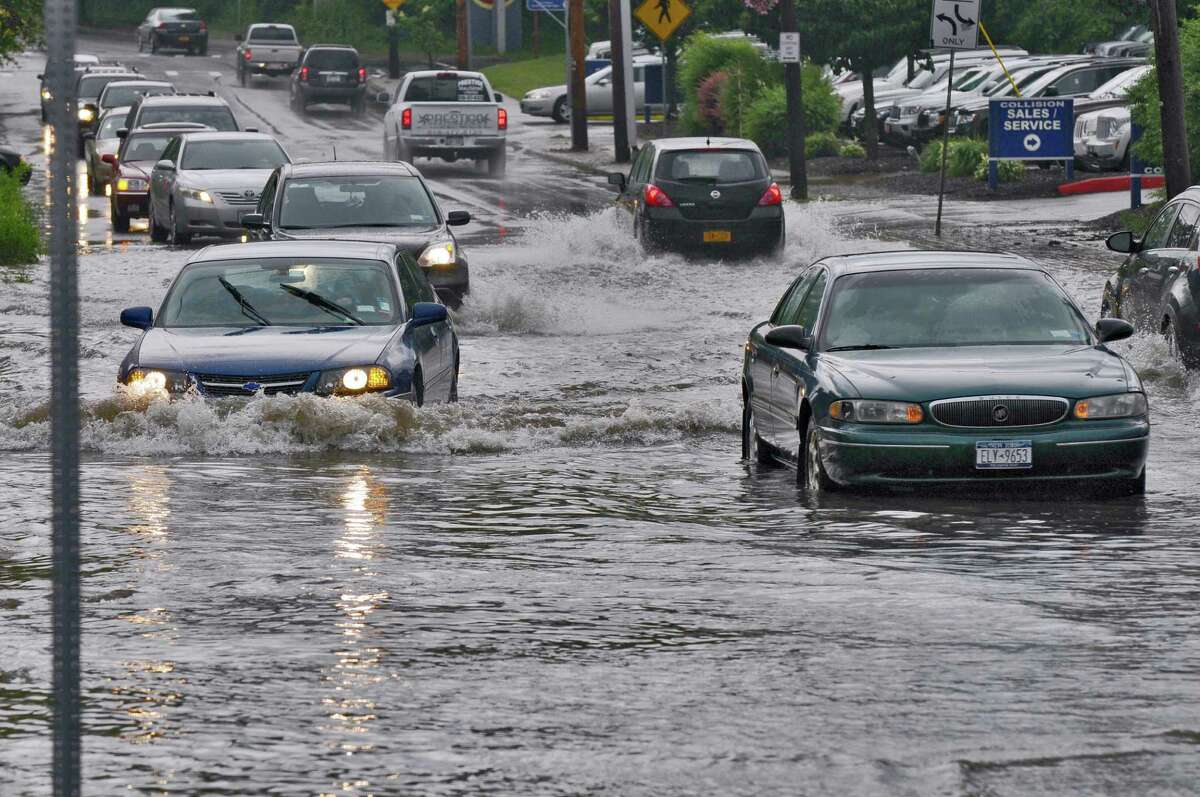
top-left (780, 0), bottom-right (807, 200)
top-left (569, 0), bottom-right (588, 150)
top-left (1150, 0), bottom-right (1191, 198)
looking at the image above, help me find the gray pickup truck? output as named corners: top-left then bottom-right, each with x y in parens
top-left (236, 24), bottom-right (303, 85)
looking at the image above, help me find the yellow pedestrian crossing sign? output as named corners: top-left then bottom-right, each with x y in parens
top-left (635, 0), bottom-right (690, 42)
top-left (382, 0), bottom-right (406, 10)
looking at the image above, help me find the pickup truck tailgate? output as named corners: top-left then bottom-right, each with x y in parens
top-left (408, 103), bottom-right (501, 136)
top-left (245, 44), bottom-right (300, 63)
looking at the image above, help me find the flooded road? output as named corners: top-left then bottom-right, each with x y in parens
top-left (3, 38), bottom-right (1200, 795)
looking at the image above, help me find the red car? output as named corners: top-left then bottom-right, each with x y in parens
top-left (109, 122), bottom-right (211, 232)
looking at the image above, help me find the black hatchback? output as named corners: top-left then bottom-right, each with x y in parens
top-left (608, 137), bottom-right (784, 254)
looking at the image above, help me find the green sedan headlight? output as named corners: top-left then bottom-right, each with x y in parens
top-left (830, 399), bottom-right (924, 424)
top-left (1073, 392), bottom-right (1148, 420)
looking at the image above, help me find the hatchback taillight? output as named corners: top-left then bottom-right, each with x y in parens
top-left (644, 183), bottom-right (674, 208)
top-left (497, 108), bottom-right (507, 130)
top-left (243, 49), bottom-right (252, 61)
top-left (358, 67), bottom-right (367, 83)
top-left (299, 66), bottom-right (309, 81)
top-left (758, 182), bottom-right (783, 206)
top-left (401, 107), bottom-right (412, 129)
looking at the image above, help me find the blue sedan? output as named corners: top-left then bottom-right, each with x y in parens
top-left (118, 240), bottom-right (458, 404)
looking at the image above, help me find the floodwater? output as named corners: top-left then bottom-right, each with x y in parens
top-left (3, 39), bottom-right (1200, 796)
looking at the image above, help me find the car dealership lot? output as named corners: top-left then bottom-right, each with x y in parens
top-left (3, 34), bottom-right (1200, 796)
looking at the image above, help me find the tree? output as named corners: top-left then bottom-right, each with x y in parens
top-left (0, 0), bottom-right (41, 63)
top-left (399, 2), bottom-right (449, 67)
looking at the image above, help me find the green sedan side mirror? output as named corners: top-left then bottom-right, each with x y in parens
top-left (1096, 317), bottom-right (1134, 343)
top-left (765, 324), bottom-right (811, 350)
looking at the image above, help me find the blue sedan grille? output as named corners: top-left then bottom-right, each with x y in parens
top-left (194, 371), bottom-right (312, 397)
top-left (931, 396), bottom-right (1070, 428)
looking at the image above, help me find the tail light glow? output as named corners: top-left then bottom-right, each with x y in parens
top-left (401, 108), bottom-right (412, 129)
top-left (243, 49), bottom-right (252, 61)
top-left (156, 22), bottom-right (166, 29)
top-left (758, 182), bottom-right (783, 206)
top-left (299, 66), bottom-right (309, 81)
top-left (497, 108), bottom-right (507, 130)
top-left (358, 67), bottom-right (367, 83)
top-left (643, 184), bottom-right (674, 208)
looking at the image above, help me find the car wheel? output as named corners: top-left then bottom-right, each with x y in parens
top-left (352, 96), bottom-right (365, 115)
top-left (395, 141), bottom-right (411, 164)
top-left (1165, 316), bottom-right (1198, 368)
top-left (199, 42), bottom-right (207, 56)
top-left (1099, 283), bottom-right (1118, 319)
top-left (86, 170), bottom-right (97, 196)
top-left (741, 398), bottom-right (773, 465)
top-left (412, 367), bottom-right (425, 407)
top-left (137, 33), bottom-right (144, 53)
top-left (800, 423), bottom-right (838, 492)
top-left (448, 356), bottom-right (459, 403)
top-left (552, 97), bottom-right (570, 124)
top-left (488, 147), bottom-right (507, 177)
top-left (438, 286), bottom-right (465, 310)
top-left (238, 64), bottom-right (246, 87)
top-left (168, 202), bottom-right (191, 246)
top-left (151, 35), bottom-right (159, 54)
top-left (1119, 468), bottom-right (1147, 496)
top-left (149, 206), bottom-right (167, 242)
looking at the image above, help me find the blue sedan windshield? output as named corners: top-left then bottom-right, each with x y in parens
top-left (820, 268), bottom-right (1093, 349)
top-left (159, 258), bottom-right (399, 327)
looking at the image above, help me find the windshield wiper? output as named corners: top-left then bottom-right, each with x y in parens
top-left (278, 283), bottom-right (364, 325)
top-left (217, 276), bottom-right (270, 325)
top-left (825, 344), bottom-right (898, 352)
top-left (316, 223), bottom-right (406, 228)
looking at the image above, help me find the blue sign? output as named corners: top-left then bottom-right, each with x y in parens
top-left (1129, 123), bottom-right (1161, 176)
top-left (526, 0), bottom-right (564, 10)
top-left (988, 98), bottom-right (1074, 161)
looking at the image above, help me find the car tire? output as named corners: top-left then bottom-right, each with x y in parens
top-left (168, 202), bottom-right (191, 246)
top-left (488, 147), bottom-right (507, 177)
top-left (1165, 316), bottom-right (1198, 368)
top-left (238, 64), bottom-right (247, 87)
top-left (352, 96), bottom-right (366, 115)
top-left (395, 141), bottom-right (411, 164)
top-left (552, 96), bottom-right (570, 124)
top-left (86, 171), bottom-right (97, 196)
top-left (438, 286), bottom-right (466, 310)
top-left (1099, 283), bottom-right (1118, 319)
top-left (137, 33), bottom-right (144, 53)
top-left (149, 206), bottom-right (167, 242)
top-left (448, 356), bottom-right (459, 403)
top-left (199, 42), bottom-right (208, 56)
top-left (741, 398), bottom-right (773, 465)
top-left (412, 367), bottom-right (425, 407)
top-left (1119, 468), bottom-right (1147, 496)
top-left (635, 215), bottom-right (659, 254)
top-left (800, 423), bottom-right (838, 492)
top-left (151, 35), bottom-right (159, 54)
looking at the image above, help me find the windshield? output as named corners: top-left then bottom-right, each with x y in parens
top-left (987, 67), bottom-right (1049, 96)
top-left (121, 133), bottom-right (175, 162)
top-left (1092, 66), bottom-right (1149, 97)
top-left (820, 268), bottom-right (1092, 350)
top-left (248, 26), bottom-right (297, 42)
top-left (160, 258), bottom-right (399, 327)
top-left (139, 106), bottom-right (238, 131)
top-left (101, 84), bottom-right (173, 108)
top-left (280, 175), bottom-right (438, 229)
top-left (162, 10), bottom-right (200, 21)
top-left (656, 150), bottom-right (765, 184)
top-left (306, 49), bottom-right (359, 71)
top-left (96, 111), bottom-right (128, 139)
top-left (403, 74), bottom-right (489, 102)
top-left (78, 74), bottom-right (134, 99)
top-left (181, 140), bottom-right (287, 170)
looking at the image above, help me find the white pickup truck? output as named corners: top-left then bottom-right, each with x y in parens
top-left (382, 70), bottom-right (508, 176)
top-left (235, 24), bottom-right (302, 85)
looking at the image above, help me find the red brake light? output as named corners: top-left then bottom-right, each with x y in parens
top-left (358, 67), bottom-right (367, 83)
top-left (497, 108), bottom-right (507, 130)
top-left (401, 108), bottom-right (412, 129)
top-left (758, 182), bottom-right (783, 206)
top-left (644, 183), bottom-right (674, 208)
top-left (156, 22), bottom-right (166, 29)
top-left (299, 66), bottom-right (308, 81)
top-left (243, 49), bottom-right (252, 61)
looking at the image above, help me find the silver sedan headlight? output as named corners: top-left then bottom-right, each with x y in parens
top-left (1073, 392), bottom-right (1148, 420)
top-left (418, 241), bottom-right (456, 268)
top-left (525, 88), bottom-right (552, 100)
top-left (180, 187), bottom-right (214, 203)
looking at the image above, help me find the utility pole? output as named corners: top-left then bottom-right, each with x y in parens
top-left (609, 0), bottom-right (630, 162)
top-left (496, 0), bottom-right (506, 55)
top-left (1150, 0), bottom-right (1191, 198)
top-left (386, 10), bottom-right (400, 79)
top-left (568, 0), bottom-right (588, 150)
top-left (780, 0), bottom-right (807, 200)
top-left (457, 0), bottom-right (469, 68)
top-left (533, 11), bottom-right (540, 57)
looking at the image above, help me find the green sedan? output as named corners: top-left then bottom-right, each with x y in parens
top-left (741, 251), bottom-right (1150, 494)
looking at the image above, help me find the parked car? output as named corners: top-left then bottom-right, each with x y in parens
top-left (148, 131), bottom-right (291, 244)
top-left (1102, 190), bottom-right (1200, 365)
top-left (109, 122), bottom-right (214, 232)
top-left (382, 69), bottom-right (508, 176)
top-left (521, 55), bottom-right (664, 124)
top-left (83, 105), bottom-right (130, 195)
top-left (742, 250), bottom-right (1147, 494)
top-left (124, 92), bottom-right (241, 133)
top-left (117, 240), bottom-right (459, 405)
top-left (242, 161), bottom-right (473, 307)
top-left (290, 45), bottom-right (368, 115)
top-left (236, 23), bottom-right (303, 85)
top-left (137, 7), bottom-right (208, 55)
top-left (607, 137), bottom-right (783, 254)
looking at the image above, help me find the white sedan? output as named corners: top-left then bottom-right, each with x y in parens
top-left (520, 56), bottom-right (662, 124)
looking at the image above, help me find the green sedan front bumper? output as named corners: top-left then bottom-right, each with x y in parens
top-left (816, 417), bottom-right (1149, 487)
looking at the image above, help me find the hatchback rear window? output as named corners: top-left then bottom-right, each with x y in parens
top-left (404, 75), bottom-right (489, 102)
top-left (655, 150), bottom-right (765, 184)
top-left (138, 106), bottom-right (238, 131)
top-left (306, 49), bottom-right (358, 71)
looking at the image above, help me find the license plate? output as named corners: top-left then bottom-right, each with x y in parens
top-left (703, 230), bottom-right (732, 243)
top-left (178, 35), bottom-right (190, 42)
top-left (274, 62), bottom-right (291, 69)
top-left (975, 440), bottom-right (1033, 470)
top-left (327, 74), bottom-right (345, 83)
top-left (445, 136), bottom-right (464, 146)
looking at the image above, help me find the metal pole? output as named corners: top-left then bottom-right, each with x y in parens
top-left (44, 0), bottom-right (82, 793)
top-left (466, 0), bottom-right (474, 69)
top-left (619, 0), bottom-right (635, 148)
top-left (935, 50), bottom-right (955, 237)
top-left (457, 0), bottom-right (469, 69)
top-left (496, 0), bottom-right (506, 55)
top-left (609, 0), bottom-right (630, 162)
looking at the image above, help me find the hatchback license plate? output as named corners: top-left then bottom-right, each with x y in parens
top-left (703, 230), bottom-right (732, 243)
top-left (975, 440), bottom-right (1032, 469)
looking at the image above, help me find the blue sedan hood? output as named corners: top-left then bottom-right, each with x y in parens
top-left (136, 325), bottom-right (400, 375)
top-left (824, 345), bottom-right (1132, 403)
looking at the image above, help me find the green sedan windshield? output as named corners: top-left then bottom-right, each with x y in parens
top-left (820, 268), bottom-right (1093, 350)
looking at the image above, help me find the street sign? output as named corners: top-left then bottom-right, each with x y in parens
top-left (634, 0), bottom-right (690, 42)
top-left (526, 0), bottom-right (564, 9)
top-left (988, 98), bottom-right (1074, 160)
top-left (779, 32), bottom-right (800, 63)
top-left (382, 0), bottom-right (405, 9)
top-left (930, 0), bottom-right (979, 50)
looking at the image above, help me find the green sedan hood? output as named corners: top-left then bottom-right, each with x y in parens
top-left (823, 345), bottom-right (1133, 403)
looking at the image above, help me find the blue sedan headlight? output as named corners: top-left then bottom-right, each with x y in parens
top-left (317, 366), bottom-right (391, 396)
top-left (125, 368), bottom-right (190, 395)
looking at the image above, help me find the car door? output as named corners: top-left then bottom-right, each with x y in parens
top-left (149, 136), bottom-right (179, 222)
top-left (587, 70), bottom-right (613, 114)
top-left (770, 269), bottom-right (827, 455)
top-left (619, 144), bottom-right (652, 221)
top-left (1147, 202), bottom-right (1200, 323)
top-left (754, 269), bottom-right (817, 449)
top-left (394, 252), bottom-right (444, 391)
top-left (1124, 202), bottom-right (1181, 323)
top-left (255, 170), bottom-right (279, 240)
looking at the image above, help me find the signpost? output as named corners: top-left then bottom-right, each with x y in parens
top-left (930, 0), bottom-right (981, 236)
top-left (382, 0), bottom-right (404, 79)
top-left (986, 97), bottom-right (1074, 189)
top-left (634, 0), bottom-right (690, 42)
top-left (526, 0), bottom-right (565, 8)
top-left (779, 31), bottom-right (800, 64)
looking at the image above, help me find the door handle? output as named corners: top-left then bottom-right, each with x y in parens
top-left (1138, 267), bottom-right (1149, 276)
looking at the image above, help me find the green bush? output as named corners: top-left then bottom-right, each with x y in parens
top-left (839, 141), bottom-right (867, 159)
top-left (973, 157), bottom-right (1025, 183)
top-left (743, 69), bottom-right (842, 158)
top-left (919, 141), bottom-right (944, 173)
top-left (678, 34), bottom-right (777, 134)
top-left (1129, 15), bottom-right (1200, 179)
top-left (0, 171), bottom-right (41, 268)
top-left (948, 139), bottom-right (988, 178)
top-left (806, 131), bottom-right (841, 158)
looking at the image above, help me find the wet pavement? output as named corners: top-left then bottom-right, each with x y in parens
top-left (2, 36), bottom-right (1200, 796)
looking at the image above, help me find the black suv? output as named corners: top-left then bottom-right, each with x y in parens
top-left (289, 45), bottom-right (367, 115)
top-left (137, 7), bottom-right (208, 55)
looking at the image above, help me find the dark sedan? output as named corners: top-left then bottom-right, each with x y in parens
top-left (742, 251), bottom-right (1148, 494)
top-left (242, 161), bottom-right (471, 307)
top-left (1102, 187), bottom-right (1200, 365)
top-left (137, 7), bottom-right (208, 55)
top-left (608, 137), bottom-right (784, 255)
top-left (118, 240), bottom-right (458, 405)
